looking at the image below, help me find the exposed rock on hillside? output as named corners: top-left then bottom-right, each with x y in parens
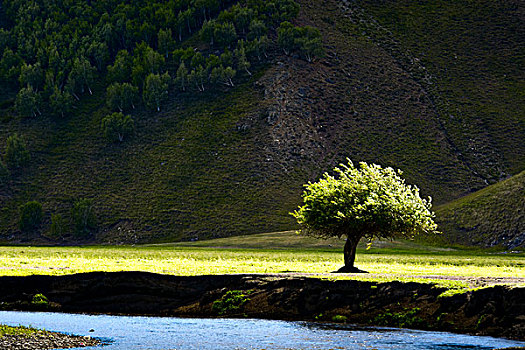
top-left (252, 0), bottom-right (489, 203)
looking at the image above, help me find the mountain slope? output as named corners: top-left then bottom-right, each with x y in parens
top-left (350, 0), bottom-right (525, 180)
top-left (256, 0), bottom-right (490, 202)
top-left (435, 171), bottom-right (525, 248)
top-left (0, 0), bottom-right (523, 243)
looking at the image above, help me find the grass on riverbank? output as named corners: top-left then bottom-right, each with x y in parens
top-left (0, 324), bottom-right (101, 349)
top-left (1, 232), bottom-right (523, 289)
top-left (0, 325), bottom-right (43, 337)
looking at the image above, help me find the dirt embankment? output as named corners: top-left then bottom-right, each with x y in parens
top-left (0, 272), bottom-right (523, 340)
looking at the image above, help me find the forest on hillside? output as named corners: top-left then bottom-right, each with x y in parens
top-left (0, 0), bottom-right (321, 119)
top-left (0, 0), bottom-right (326, 239)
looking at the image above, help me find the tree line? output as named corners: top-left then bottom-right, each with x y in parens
top-left (18, 198), bottom-right (97, 239)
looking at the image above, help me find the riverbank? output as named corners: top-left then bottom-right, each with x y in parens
top-left (0, 272), bottom-right (523, 341)
top-left (0, 325), bottom-right (99, 349)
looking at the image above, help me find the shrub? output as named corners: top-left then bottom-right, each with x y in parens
top-left (71, 199), bottom-right (96, 237)
top-left (373, 308), bottom-right (424, 328)
top-left (277, 22), bottom-right (324, 62)
top-left (0, 160), bottom-right (9, 183)
top-left (31, 293), bottom-right (49, 307)
top-left (143, 72), bottom-right (169, 112)
top-left (106, 83), bottom-right (138, 112)
top-left (4, 133), bottom-right (30, 169)
top-left (101, 112), bottom-right (134, 142)
top-left (15, 86), bottom-right (41, 118)
top-left (19, 201), bottom-right (43, 232)
top-left (50, 213), bottom-right (67, 237)
top-left (212, 290), bottom-right (251, 315)
top-left (331, 315), bottom-right (348, 323)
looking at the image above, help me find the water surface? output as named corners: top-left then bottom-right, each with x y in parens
top-left (1, 311), bottom-right (523, 350)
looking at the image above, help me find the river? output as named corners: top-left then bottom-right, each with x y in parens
top-left (1, 311), bottom-right (524, 349)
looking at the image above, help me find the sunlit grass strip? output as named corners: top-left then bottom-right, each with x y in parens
top-left (0, 246), bottom-right (524, 288)
top-left (0, 325), bottom-right (45, 337)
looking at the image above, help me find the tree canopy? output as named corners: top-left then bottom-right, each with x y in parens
top-left (292, 160), bottom-right (437, 272)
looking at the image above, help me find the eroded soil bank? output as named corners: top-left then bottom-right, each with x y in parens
top-left (0, 272), bottom-right (523, 340)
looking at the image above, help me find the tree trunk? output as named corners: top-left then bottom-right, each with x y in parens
top-left (343, 236), bottom-right (358, 269)
top-left (335, 236), bottom-right (367, 273)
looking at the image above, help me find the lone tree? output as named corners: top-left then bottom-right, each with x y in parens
top-left (292, 160), bottom-right (437, 273)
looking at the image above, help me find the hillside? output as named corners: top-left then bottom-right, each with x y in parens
top-left (351, 0), bottom-right (524, 180)
top-left (0, 0), bottom-right (523, 244)
top-left (435, 171), bottom-right (525, 249)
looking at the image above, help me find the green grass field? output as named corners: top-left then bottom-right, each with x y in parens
top-left (1, 232), bottom-right (523, 289)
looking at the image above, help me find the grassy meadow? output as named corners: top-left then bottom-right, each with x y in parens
top-left (0, 232), bottom-right (523, 289)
